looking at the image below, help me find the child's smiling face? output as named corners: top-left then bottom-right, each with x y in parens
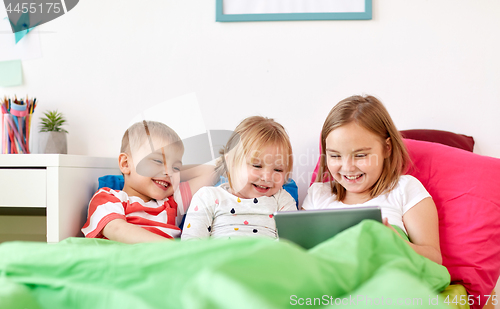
top-left (122, 138), bottom-right (183, 202)
top-left (230, 145), bottom-right (288, 199)
top-left (325, 121), bottom-right (391, 203)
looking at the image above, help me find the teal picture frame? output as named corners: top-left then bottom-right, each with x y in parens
top-left (216, 0), bottom-right (372, 22)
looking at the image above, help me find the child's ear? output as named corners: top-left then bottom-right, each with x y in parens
top-left (223, 153), bottom-right (231, 170)
top-left (119, 153), bottom-right (131, 175)
top-left (384, 137), bottom-right (392, 158)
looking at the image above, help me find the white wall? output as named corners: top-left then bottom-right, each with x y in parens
top-left (2, 0), bottom-right (500, 204)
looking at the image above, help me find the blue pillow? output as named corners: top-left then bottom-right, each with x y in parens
top-left (283, 179), bottom-right (299, 208)
top-left (98, 175), bottom-right (124, 191)
top-left (98, 175), bottom-right (299, 208)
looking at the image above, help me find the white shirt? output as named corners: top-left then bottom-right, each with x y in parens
top-left (181, 183), bottom-right (297, 240)
top-left (301, 175), bottom-right (431, 234)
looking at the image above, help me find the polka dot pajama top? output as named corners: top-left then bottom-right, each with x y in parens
top-left (181, 183), bottom-right (297, 240)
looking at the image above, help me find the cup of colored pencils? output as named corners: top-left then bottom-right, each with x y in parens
top-left (1, 96), bottom-right (37, 154)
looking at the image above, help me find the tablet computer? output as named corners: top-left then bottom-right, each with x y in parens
top-left (274, 207), bottom-right (382, 249)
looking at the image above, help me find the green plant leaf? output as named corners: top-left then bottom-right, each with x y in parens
top-left (39, 110), bottom-right (68, 133)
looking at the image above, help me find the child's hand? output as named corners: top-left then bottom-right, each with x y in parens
top-left (382, 217), bottom-right (403, 240)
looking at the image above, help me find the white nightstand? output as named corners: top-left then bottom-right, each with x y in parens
top-left (0, 154), bottom-right (120, 243)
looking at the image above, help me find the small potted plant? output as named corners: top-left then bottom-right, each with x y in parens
top-left (38, 110), bottom-right (68, 154)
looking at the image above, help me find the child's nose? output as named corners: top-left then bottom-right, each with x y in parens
top-left (162, 165), bottom-right (173, 177)
top-left (260, 170), bottom-right (272, 182)
top-left (343, 156), bottom-right (356, 171)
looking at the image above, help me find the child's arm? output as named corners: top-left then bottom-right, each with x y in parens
top-left (180, 163), bottom-right (218, 196)
top-left (277, 189), bottom-right (298, 212)
top-left (398, 197), bottom-right (442, 264)
top-left (181, 188), bottom-right (215, 240)
top-left (82, 189), bottom-right (172, 244)
top-left (102, 219), bottom-right (168, 244)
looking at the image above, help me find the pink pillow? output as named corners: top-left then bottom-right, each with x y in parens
top-left (405, 139), bottom-right (500, 308)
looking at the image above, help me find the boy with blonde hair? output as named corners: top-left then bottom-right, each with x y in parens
top-left (82, 121), bottom-right (216, 243)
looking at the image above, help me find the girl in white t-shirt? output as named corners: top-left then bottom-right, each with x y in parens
top-left (302, 95), bottom-right (442, 264)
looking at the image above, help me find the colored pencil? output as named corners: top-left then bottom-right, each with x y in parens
top-left (1, 96), bottom-right (37, 154)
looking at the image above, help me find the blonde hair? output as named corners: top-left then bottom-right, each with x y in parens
top-left (216, 116), bottom-right (293, 190)
top-left (317, 95), bottom-right (410, 201)
top-left (121, 120), bottom-right (183, 156)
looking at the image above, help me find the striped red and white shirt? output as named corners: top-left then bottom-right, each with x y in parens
top-left (82, 182), bottom-right (192, 239)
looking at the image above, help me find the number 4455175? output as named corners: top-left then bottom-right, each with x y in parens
top-left (6, 2), bottom-right (62, 14)
top-left (444, 294), bottom-right (498, 306)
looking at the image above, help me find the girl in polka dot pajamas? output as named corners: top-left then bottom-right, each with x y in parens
top-left (181, 116), bottom-right (297, 240)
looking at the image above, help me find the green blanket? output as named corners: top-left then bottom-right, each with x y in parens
top-left (0, 221), bottom-right (450, 309)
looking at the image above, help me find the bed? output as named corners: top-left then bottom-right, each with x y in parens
top-left (0, 130), bottom-right (499, 309)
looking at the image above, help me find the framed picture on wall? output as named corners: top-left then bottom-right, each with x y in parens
top-left (216, 0), bottom-right (372, 22)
